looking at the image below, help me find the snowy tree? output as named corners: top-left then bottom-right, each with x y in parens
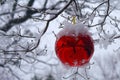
top-left (0, 0), bottom-right (120, 80)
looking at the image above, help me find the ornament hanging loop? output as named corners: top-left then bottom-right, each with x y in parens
top-left (72, 16), bottom-right (76, 24)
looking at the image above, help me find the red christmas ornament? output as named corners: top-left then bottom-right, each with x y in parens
top-left (55, 23), bottom-right (94, 67)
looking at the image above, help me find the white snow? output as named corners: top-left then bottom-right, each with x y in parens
top-left (57, 21), bottom-right (91, 39)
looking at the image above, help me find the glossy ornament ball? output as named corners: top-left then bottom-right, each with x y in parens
top-left (55, 22), bottom-right (94, 67)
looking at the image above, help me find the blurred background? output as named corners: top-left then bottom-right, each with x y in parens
top-left (0, 0), bottom-right (120, 80)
